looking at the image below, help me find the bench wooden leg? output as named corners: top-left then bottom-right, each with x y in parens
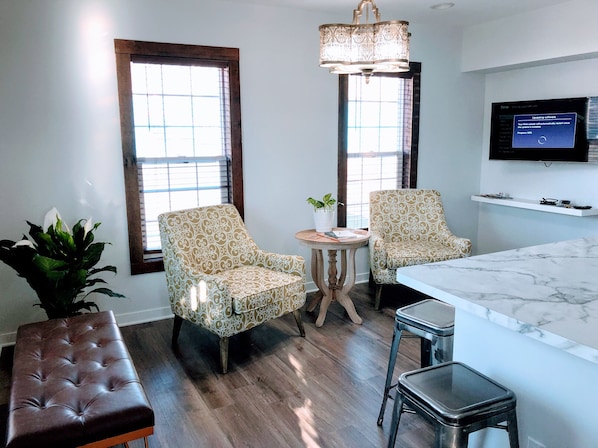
top-left (78, 426), bottom-right (154, 448)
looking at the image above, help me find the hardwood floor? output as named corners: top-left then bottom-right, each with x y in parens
top-left (0, 283), bottom-right (435, 448)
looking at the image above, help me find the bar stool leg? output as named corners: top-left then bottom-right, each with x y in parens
top-left (430, 334), bottom-right (454, 366)
top-left (387, 393), bottom-right (405, 448)
top-left (437, 425), bottom-right (468, 448)
top-left (378, 324), bottom-right (403, 425)
top-left (421, 338), bottom-right (432, 367)
top-left (506, 410), bottom-right (520, 448)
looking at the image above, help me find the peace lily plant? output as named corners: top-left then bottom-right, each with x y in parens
top-left (0, 207), bottom-right (124, 319)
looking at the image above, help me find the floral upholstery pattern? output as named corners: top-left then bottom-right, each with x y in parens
top-left (158, 204), bottom-right (306, 372)
top-left (369, 189), bottom-right (472, 309)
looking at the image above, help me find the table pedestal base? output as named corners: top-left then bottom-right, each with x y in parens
top-left (307, 248), bottom-right (363, 327)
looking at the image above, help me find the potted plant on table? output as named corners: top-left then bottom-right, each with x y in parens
top-left (0, 207), bottom-right (125, 319)
top-left (307, 193), bottom-right (342, 232)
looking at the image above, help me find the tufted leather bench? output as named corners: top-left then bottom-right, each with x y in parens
top-left (6, 310), bottom-right (154, 448)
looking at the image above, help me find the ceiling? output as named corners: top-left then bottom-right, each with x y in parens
top-left (222, 0), bottom-right (573, 27)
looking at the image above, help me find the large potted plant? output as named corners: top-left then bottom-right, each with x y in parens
top-left (307, 193), bottom-right (341, 232)
top-left (0, 208), bottom-right (125, 319)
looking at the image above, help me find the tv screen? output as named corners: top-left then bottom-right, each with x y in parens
top-left (489, 97), bottom-right (589, 162)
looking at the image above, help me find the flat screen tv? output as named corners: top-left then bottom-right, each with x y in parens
top-left (489, 97), bottom-right (589, 162)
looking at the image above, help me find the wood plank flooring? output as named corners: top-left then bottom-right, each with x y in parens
top-left (1, 283), bottom-right (435, 447)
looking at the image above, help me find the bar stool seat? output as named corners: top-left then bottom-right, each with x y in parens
top-left (388, 361), bottom-right (519, 448)
top-left (378, 299), bottom-right (455, 426)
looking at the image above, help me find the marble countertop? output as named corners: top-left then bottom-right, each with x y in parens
top-left (395, 237), bottom-right (598, 365)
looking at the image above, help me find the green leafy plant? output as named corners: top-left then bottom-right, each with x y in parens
top-left (306, 193), bottom-right (342, 211)
top-left (0, 208), bottom-right (125, 319)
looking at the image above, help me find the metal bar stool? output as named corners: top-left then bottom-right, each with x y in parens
top-left (378, 299), bottom-right (455, 426)
top-left (388, 361), bottom-right (519, 448)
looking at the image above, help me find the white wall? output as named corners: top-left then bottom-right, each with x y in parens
top-left (0, 0), bottom-right (482, 344)
top-left (462, 0), bottom-right (598, 72)
top-left (461, 0), bottom-right (598, 254)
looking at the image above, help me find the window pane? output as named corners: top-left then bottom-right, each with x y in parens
top-left (144, 64), bottom-right (164, 95)
top-left (135, 127), bottom-right (166, 158)
top-left (147, 96), bottom-right (164, 126)
top-left (161, 65), bottom-right (191, 95)
top-left (164, 127), bottom-right (193, 157)
top-left (356, 102), bottom-right (381, 127)
top-left (163, 96), bottom-right (193, 126)
top-left (132, 94), bottom-right (149, 127)
top-left (193, 97), bottom-right (222, 127)
top-left (379, 102), bottom-right (400, 126)
top-left (379, 128), bottom-right (400, 151)
top-left (191, 67), bottom-right (221, 96)
top-left (193, 128), bottom-right (222, 155)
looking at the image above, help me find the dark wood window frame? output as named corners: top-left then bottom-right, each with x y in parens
top-left (337, 62), bottom-right (421, 228)
top-left (114, 39), bottom-right (244, 274)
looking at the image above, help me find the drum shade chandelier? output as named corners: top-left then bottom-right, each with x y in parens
top-left (319, 0), bottom-right (410, 79)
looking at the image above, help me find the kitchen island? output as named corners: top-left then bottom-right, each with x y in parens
top-left (395, 237), bottom-right (598, 448)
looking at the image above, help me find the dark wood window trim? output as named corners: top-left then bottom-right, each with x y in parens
top-left (337, 62), bottom-right (421, 228)
top-left (114, 39), bottom-right (244, 274)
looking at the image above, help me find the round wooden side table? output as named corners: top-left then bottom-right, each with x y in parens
top-left (295, 228), bottom-right (370, 327)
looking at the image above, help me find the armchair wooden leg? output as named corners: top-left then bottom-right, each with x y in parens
top-left (375, 284), bottom-right (383, 310)
top-left (293, 309), bottom-right (306, 337)
top-left (219, 337), bottom-right (229, 374)
top-left (172, 315), bottom-right (183, 348)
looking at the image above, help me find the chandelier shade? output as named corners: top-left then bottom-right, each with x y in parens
top-left (319, 0), bottom-right (410, 77)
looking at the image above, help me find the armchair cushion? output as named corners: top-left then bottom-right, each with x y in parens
top-left (386, 240), bottom-right (468, 269)
top-left (215, 265), bottom-right (305, 314)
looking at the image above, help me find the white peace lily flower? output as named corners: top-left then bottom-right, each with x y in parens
top-left (43, 207), bottom-right (61, 232)
top-left (83, 218), bottom-right (93, 239)
top-left (43, 207), bottom-right (70, 233)
top-left (13, 240), bottom-right (35, 249)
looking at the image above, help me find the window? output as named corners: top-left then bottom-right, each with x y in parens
top-left (115, 40), bottom-right (243, 274)
top-left (337, 63), bottom-right (421, 229)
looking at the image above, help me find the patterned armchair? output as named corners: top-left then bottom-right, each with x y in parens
top-left (158, 204), bottom-right (306, 373)
top-left (369, 190), bottom-right (471, 309)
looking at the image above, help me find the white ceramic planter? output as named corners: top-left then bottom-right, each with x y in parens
top-left (313, 209), bottom-right (335, 232)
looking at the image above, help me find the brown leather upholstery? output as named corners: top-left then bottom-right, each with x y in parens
top-left (6, 311), bottom-right (154, 448)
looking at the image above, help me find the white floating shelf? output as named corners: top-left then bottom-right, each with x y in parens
top-left (471, 195), bottom-right (598, 217)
